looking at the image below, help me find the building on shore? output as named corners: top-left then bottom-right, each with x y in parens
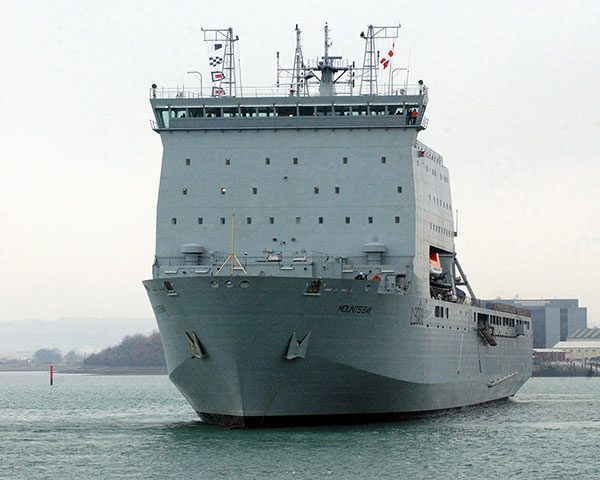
top-left (492, 299), bottom-right (587, 348)
top-left (533, 348), bottom-right (566, 364)
top-left (553, 328), bottom-right (600, 363)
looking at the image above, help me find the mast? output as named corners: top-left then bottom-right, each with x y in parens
top-left (202, 27), bottom-right (239, 97)
top-left (359, 24), bottom-right (400, 95)
top-left (291, 24), bottom-right (307, 97)
top-left (360, 25), bottom-right (377, 95)
top-left (318, 23), bottom-right (335, 96)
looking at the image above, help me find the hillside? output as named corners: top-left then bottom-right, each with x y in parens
top-left (83, 331), bottom-right (166, 367)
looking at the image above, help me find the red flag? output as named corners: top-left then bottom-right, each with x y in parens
top-left (380, 42), bottom-right (395, 69)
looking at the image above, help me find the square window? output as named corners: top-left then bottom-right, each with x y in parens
top-left (368, 216), bottom-right (373, 224)
top-left (171, 218), bottom-right (177, 225)
top-left (182, 188), bottom-right (188, 195)
top-left (198, 217), bottom-right (203, 225)
top-left (265, 157), bottom-right (270, 165)
top-left (293, 157), bottom-right (298, 165)
top-left (335, 186), bottom-right (340, 194)
top-left (397, 186), bottom-right (402, 193)
top-left (318, 217), bottom-right (323, 224)
top-left (381, 156), bottom-right (387, 164)
top-left (252, 187), bottom-right (258, 194)
top-left (225, 157), bottom-right (230, 165)
top-left (269, 217), bottom-right (274, 224)
top-left (345, 217), bottom-right (350, 224)
top-left (296, 217), bottom-right (301, 224)
top-left (185, 158), bottom-right (190, 166)
top-left (220, 217), bottom-right (225, 225)
top-left (314, 187), bottom-right (319, 194)
top-left (395, 216), bottom-right (400, 223)
top-left (247, 217), bottom-right (252, 224)
top-left (343, 157), bottom-right (348, 164)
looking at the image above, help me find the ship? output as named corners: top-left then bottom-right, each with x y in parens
top-left (143, 24), bottom-right (532, 427)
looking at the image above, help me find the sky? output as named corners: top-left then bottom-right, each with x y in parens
top-left (0, 0), bottom-right (598, 325)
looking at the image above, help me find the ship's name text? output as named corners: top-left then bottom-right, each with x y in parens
top-left (337, 305), bottom-right (372, 314)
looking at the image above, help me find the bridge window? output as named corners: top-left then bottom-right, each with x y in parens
top-left (220, 217), bottom-right (225, 225)
top-left (395, 216), bottom-right (400, 223)
top-left (185, 158), bottom-right (190, 166)
top-left (252, 187), bottom-right (258, 194)
top-left (335, 186), bottom-right (340, 194)
top-left (318, 217), bottom-right (323, 224)
top-left (368, 216), bottom-right (373, 224)
top-left (381, 156), bottom-right (387, 164)
top-left (222, 107), bottom-right (238, 117)
top-left (182, 188), bottom-right (188, 195)
top-left (269, 217), bottom-right (274, 224)
top-left (314, 187), bottom-right (319, 194)
top-left (225, 157), bottom-right (230, 165)
top-left (315, 105), bottom-right (333, 116)
top-left (198, 217), bottom-right (203, 225)
top-left (296, 217), bottom-right (301, 224)
top-left (265, 157), bottom-right (270, 165)
top-left (345, 217), bottom-right (350, 224)
top-left (390, 105), bottom-right (404, 115)
top-left (351, 105), bottom-right (368, 116)
top-left (343, 157), bottom-right (348, 164)
top-left (334, 105), bottom-right (352, 116)
top-left (299, 106), bottom-right (314, 116)
top-left (205, 107), bottom-right (221, 118)
top-left (171, 218), bottom-right (177, 225)
top-left (397, 186), bottom-right (402, 193)
top-left (257, 106), bottom-right (274, 117)
top-left (370, 105), bottom-right (386, 115)
top-left (220, 187), bottom-right (226, 195)
top-left (240, 106), bottom-right (256, 117)
top-left (276, 106), bottom-right (296, 117)
top-left (246, 217), bottom-right (252, 224)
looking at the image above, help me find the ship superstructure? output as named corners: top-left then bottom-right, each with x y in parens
top-left (144, 24), bottom-right (532, 427)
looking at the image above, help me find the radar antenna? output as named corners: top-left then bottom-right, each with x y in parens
top-left (202, 27), bottom-right (239, 97)
top-left (277, 23), bottom-right (352, 96)
top-left (359, 25), bottom-right (400, 95)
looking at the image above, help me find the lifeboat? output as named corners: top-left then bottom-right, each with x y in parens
top-left (429, 252), bottom-right (443, 276)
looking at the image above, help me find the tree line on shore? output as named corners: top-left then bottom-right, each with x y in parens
top-left (84, 332), bottom-right (165, 367)
top-left (1, 331), bottom-right (166, 367)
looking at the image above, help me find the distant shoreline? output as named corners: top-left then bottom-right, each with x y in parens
top-left (0, 364), bottom-right (167, 375)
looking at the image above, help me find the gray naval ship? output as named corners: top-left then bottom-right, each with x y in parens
top-left (143, 24), bottom-right (532, 427)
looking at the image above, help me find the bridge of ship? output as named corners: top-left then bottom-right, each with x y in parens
top-left (149, 87), bottom-right (429, 130)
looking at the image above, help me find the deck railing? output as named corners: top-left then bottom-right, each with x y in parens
top-left (150, 83), bottom-right (427, 100)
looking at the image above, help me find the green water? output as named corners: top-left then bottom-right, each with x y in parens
top-left (1, 372), bottom-right (599, 479)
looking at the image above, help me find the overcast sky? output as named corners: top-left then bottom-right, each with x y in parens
top-left (1, 0), bottom-right (598, 325)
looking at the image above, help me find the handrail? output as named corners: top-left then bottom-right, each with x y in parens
top-left (149, 83), bottom-right (427, 100)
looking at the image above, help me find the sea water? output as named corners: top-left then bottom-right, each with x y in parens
top-left (1, 372), bottom-right (599, 479)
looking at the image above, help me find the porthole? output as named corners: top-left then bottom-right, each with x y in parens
top-left (224, 280), bottom-right (234, 288)
top-left (239, 280), bottom-right (250, 288)
top-left (210, 280), bottom-right (219, 289)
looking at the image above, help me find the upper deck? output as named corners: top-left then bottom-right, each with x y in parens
top-left (150, 84), bottom-right (429, 131)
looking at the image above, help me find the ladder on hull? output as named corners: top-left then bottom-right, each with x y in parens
top-left (479, 328), bottom-right (497, 346)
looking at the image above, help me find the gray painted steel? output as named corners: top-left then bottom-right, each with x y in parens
top-left (144, 49), bottom-right (532, 426)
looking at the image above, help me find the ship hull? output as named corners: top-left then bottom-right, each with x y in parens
top-left (144, 276), bottom-right (532, 427)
